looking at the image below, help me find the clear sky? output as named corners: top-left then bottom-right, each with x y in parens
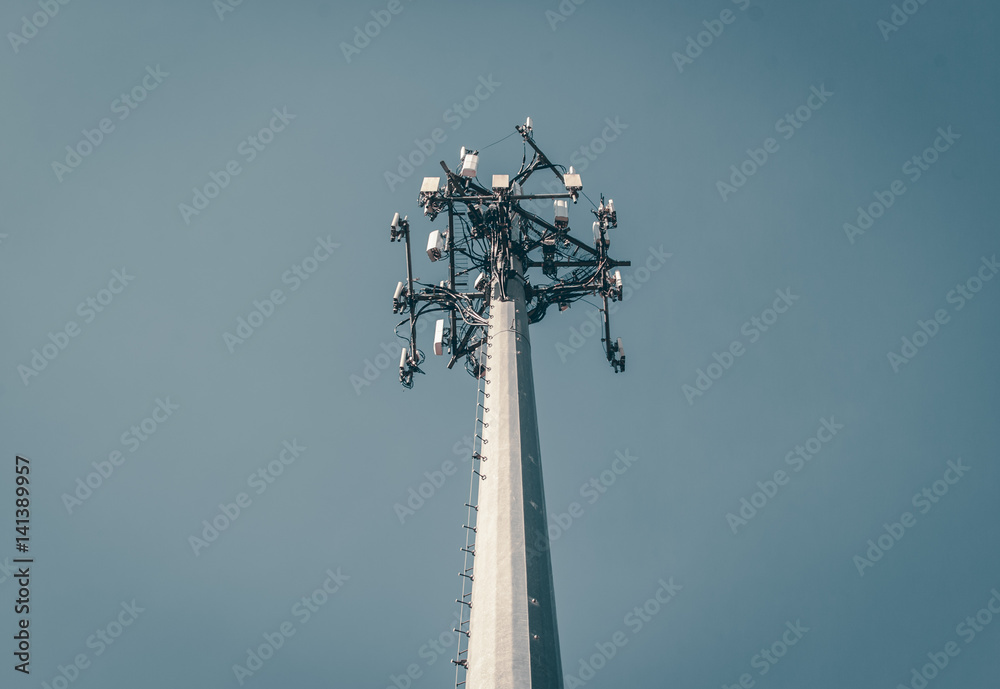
top-left (1, 1), bottom-right (998, 688)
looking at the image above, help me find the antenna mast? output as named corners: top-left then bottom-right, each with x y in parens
top-left (387, 118), bottom-right (631, 689)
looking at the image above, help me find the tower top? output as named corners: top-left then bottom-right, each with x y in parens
top-left (388, 117), bottom-right (631, 387)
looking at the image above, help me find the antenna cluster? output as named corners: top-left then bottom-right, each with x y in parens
top-left (387, 117), bottom-right (631, 387)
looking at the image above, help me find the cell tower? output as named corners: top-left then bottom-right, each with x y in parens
top-left (387, 118), bottom-right (630, 689)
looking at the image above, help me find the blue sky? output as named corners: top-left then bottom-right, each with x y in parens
top-left (1, 0), bottom-right (998, 687)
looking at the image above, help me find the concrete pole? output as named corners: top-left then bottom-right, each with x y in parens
top-left (466, 257), bottom-right (564, 689)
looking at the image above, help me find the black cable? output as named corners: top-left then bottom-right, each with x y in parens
top-left (480, 130), bottom-right (517, 152)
